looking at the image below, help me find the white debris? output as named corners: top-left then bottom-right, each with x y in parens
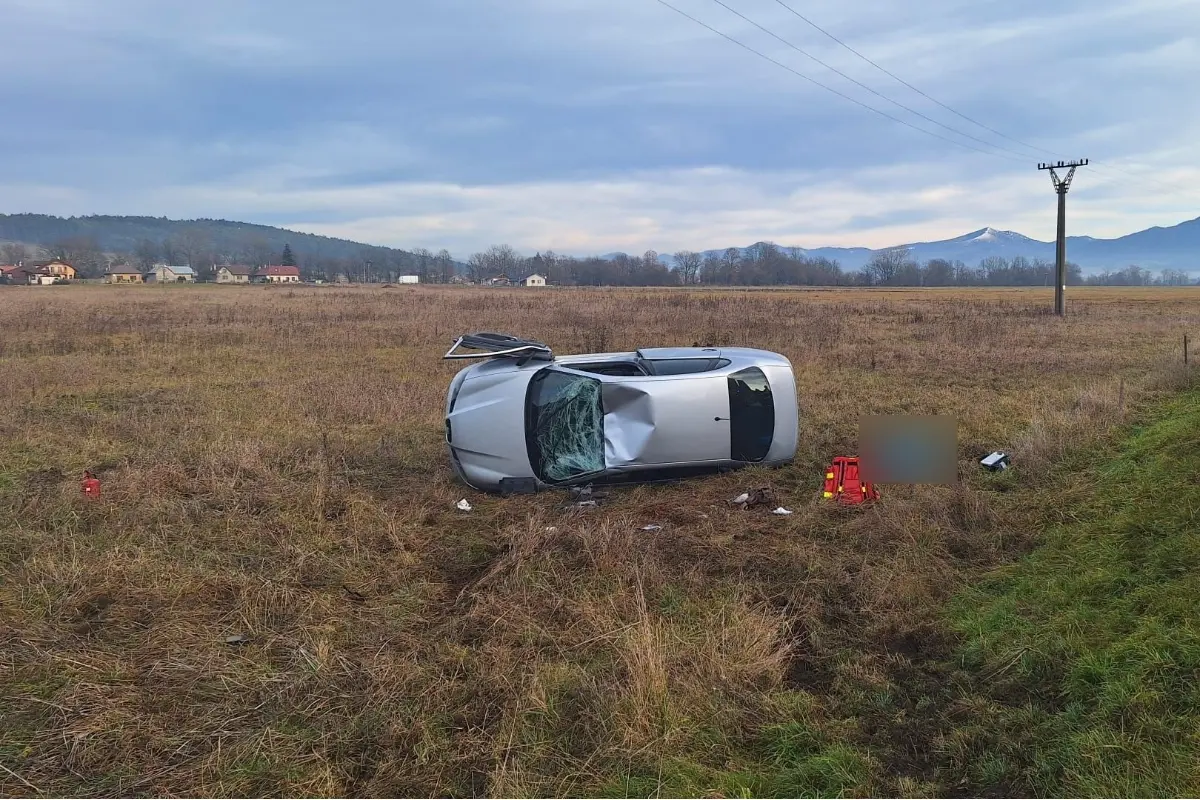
top-left (771, 507), bottom-right (794, 516)
top-left (731, 493), bottom-right (750, 505)
top-left (456, 499), bottom-right (472, 512)
top-left (640, 524), bottom-right (663, 531)
top-left (980, 451), bottom-right (1010, 471)
top-left (545, 526), bottom-right (558, 532)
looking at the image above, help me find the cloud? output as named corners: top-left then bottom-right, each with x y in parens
top-left (1, 0), bottom-right (1198, 256)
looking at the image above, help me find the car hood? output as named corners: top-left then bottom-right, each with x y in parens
top-left (446, 370), bottom-right (537, 488)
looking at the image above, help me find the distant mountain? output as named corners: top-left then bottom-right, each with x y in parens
top-left (603, 216), bottom-right (1200, 274)
top-left (0, 214), bottom-right (466, 271)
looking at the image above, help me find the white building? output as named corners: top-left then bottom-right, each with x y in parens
top-left (146, 265), bottom-right (197, 283)
top-left (397, 275), bottom-right (420, 284)
top-left (523, 273), bottom-right (546, 287)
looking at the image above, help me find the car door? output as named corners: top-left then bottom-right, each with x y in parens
top-left (600, 371), bottom-right (732, 469)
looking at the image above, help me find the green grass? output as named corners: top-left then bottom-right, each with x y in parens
top-left (949, 388), bottom-right (1200, 796)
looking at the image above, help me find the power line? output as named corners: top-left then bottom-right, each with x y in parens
top-left (769, 0), bottom-right (1052, 160)
top-left (1088, 158), bottom-right (1199, 195)
top-left (768, 0), bottom-right (1199, 197)
top-left (650, 0), bottom-right (1028, 165)
top-left (704, 0), bottom-right (1036, 162)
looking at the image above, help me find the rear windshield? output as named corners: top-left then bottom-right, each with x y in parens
top-left (525, 369), bottom-right (605, 482)
top-left (728, 367), bottom-right (774, 462)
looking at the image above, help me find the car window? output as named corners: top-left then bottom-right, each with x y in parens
top-left (647, 357), bottom-right (731, 376)
top-left (728, 367), bottom-right (774, 462)
top-left (525, 369), bottom-right (605, 482)
top-left (569, 362), bottom-right (647, 377)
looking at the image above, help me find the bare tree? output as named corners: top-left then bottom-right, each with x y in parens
top-left (722, 247), bottom-right (740, 283)
top-left (922, 258), bottom-right (954, 286)
top-left (435, 249), bottom-right (454, 283)
top-left (0, 242), bottom-right (29, 265)
top-left (176, 227), bottom-right (214, 278)
top-left (50, 236), bottom-right (107, 278)
top-left (240, 236), bottom-right (274, 268)
top-left (410, 247), bottom-right (433, 282)
top-left (467, 244), bottom-right (520, 281)
top-left (541, 250), bottom-right (559, 283)
top-left (133, 239), bottom-right (160, 270)
top-left (866, 247), bottom-right (912, 286)
top-left (672, 250), bottom-right (701, 285)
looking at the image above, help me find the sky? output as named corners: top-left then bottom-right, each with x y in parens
top-left (2, 0), bottom-right (1198, 258)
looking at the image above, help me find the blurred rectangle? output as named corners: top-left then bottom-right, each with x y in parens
top-left (859, 415), bottom-right (957, 484)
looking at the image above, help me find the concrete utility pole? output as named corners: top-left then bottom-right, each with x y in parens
top-left (1037, 159), bottom-right (1087, 316)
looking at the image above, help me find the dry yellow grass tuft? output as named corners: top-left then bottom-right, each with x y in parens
top-left (1, 284), bottom-right (1198, 796)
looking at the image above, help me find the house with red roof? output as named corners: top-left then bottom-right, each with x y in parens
top-left (255, 265), bottom-right (301, 283)
top-left (2, 263), bottom-right (62, 285)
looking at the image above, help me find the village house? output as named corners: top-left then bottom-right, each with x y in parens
top-left (2, 262), bottom-right (72, 285)
top-left (522, 273), bottom-right (547, 287)
top-left (105, 266), bottom-right (144, 284)
top-left (255, 265), bottom-right (301, 283)
top-left (488, 273), bottom-right (511, 286)
top-left (27, 260), bottom-right (77, 281)
top-left (3, 265), bottom-right (54, 285)
top-left (146, 265), bottom-right (197, 283)
top-left (215, 264), bottom-right (255, 284)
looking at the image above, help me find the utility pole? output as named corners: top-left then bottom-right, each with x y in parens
top-left (1037, 159), bottom-right (1087, 316)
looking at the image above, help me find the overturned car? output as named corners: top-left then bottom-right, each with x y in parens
top-left (443, 333), bottom-right (798, 493)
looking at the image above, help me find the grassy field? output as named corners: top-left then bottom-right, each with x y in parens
top-left (1, 284), bottom-right (1198, 797)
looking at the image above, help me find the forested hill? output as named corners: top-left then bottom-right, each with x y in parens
top-left (0, 214), bottom-right (461, 279)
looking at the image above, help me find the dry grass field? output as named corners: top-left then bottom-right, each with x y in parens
top-left (1, 284), bottom-right (1198, 797)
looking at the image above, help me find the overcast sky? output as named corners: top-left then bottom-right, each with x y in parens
top-left (2, 0), bottom-right (1198, 258)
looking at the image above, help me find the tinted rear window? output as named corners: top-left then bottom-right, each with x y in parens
top-left (525, 369), bottom-right (605, 483)
top-left (728, 367), bottom-right (774, 462)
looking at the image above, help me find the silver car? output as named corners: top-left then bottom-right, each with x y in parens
top-left (443, 333), bottom-right (799, 493)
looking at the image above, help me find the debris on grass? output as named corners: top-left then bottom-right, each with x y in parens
top-left (731, 486), bottom-right (777, 509)
top-left (224, 634), bottom-right (249, 645)
top-left (81, 470), bottom-right (101, 500)
top-left (456, 498), bottom-right (472, 511)
top-left (640, 524), bottom-right (663, 531)
top-left (569, 485), bottom-right (609, 501)
top-left (771, 507), bottom-right (793, 516)
top-left (980, 451), bottom-right (1010, 471)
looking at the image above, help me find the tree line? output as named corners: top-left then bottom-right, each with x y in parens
top-left (459, 242), bottom-right (1198, 287)
top-left (3, 229), bottom-right (1195, 287)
